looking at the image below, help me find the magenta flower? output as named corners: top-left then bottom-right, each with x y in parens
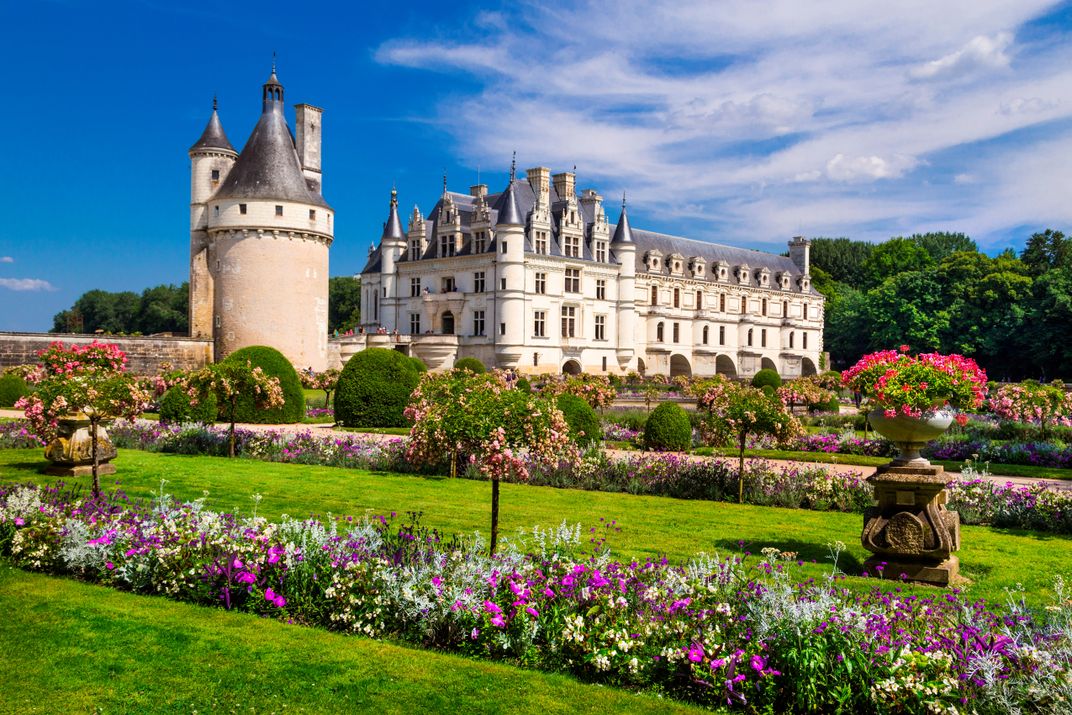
top-left (687, 644), bottom-right (704, 662)
top-left (490, 616), bottom-right (506, 628)
top-left (13, 517), bottom-right (24, 526)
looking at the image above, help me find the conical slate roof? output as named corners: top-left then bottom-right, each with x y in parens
top-left (493, 179), bottom-right (524, 226)
top-left (611, 198), bottom-right (634, 244)
top-left (213, 103), bottom-right (330, 209)
top-left (189, 106), bottom-right (236, 154)
top-left (382, 189), bottom-right (404, 241)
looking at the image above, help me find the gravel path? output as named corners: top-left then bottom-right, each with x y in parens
top-left (4, 409), bottom-right (1069, 491)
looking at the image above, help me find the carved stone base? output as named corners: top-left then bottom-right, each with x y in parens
top-left (861, 463), bottom-right (962, 587)
top-left (863, 555), bottom-right (960, 587)
top-left (44, 416), bottom-right (118, 476)
top-left (44, 462), bottom-right (117, 477)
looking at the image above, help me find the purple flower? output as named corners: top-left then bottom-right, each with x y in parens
top-left (687, 644), bottom-right (704, 662)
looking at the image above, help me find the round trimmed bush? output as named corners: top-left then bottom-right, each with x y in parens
top-left (159, 385), bottom-right (217, 424)
top-left (409, 356), bottom-right (428, 373)
top-left (515, 377), bottom-right (532, 393)
top-left (643, 401), bottom-right (693, 451)
top-left (454, 357), bottom-right (486, 374)
top-left (752, 368), bottom-right (782, 390)
top-left (810, 395), bottom-right (842, 413)
top-left (0, 373), bottom-right (30, 407)
top-left (335, 348), bottom-right (422, 428)
top-left (221, 346), bottom-right (305, 424)
top-left (556, 394), bottom-right (602, 446)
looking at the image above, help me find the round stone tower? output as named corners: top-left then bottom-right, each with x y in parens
top-left (189, 66), bottom-right (334, 371)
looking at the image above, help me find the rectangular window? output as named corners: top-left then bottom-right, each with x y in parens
top-left (501, 241), bottom-right (508, 253)
top-left (719, 325), bottom-right (726, 345)
top-left (474, 271), bottom-right (485, 292)
top-left (535, 272), bottom-right (547, 294)
top-left (500, 322), bottom-right (506, 336)
top-left (275, 205), bottom-right (283, 216)
top-left (564, 235), bottom-right (580, 258)
top-left (309, 209), bottom-right (316, 220)
top-left (442, 276), bottom-right (456, 293)
top-left (239, 204), bottom-right (247, 215)
top-left (410, 277), bottom-right (421, 297)
top-left (410, 240), bottom-right (421, 260)
top-left (211, 169), bottom-right (220, 182)
top-left (803, 332), bottom-right (809, 349)
top-left (565, 268), bottom-right (580, 293)
top-left (535, 231), bottom-right (548, 254)
top-left (595, 314), bottom-right (606, 341)
top-left (761, 328), bottom-right (767, 348)
top-left (409, 313), bottom-right (421, 335)
top-left (439, 236), bottom-right (455, 258)
top-left (561, 306), bottom-right (576, 338)
top-left (673, 322), bottom-right (680, 343)
top-left (534, 311), bottom-right (546, 337)
top-left (214, 205), bottom-right (219, 217)
top-left (602, 356), bottom-right (607, 371)
top-left (500, 277), bottom-right (507, 290)
top-left (595, 241), bottom-right (607, 262)
top-left (215, 315), bottom-right (221, 328)
top-left (596, 279), bottom-right (606, 301)
top-left (473, 310), bottom-right (485, 336)
top-left (474, 232), bottom-right (486, 253)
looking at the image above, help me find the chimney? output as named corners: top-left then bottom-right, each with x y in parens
top-left (788, 236), bottom-right (811, 274)
top-left (552, 171), bottom-right (576, 201)
top-left (294, 104), bottom-right (323, 194)
top-left (525, 166), bottom-right (550, 205)
top-left (470, 184), bottom-right (487, 198)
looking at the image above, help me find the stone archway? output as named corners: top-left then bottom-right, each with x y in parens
top-left (441, 311), bottom-right (455, 335)
top-left (760, 357), bottom-right (778, 373)
top-left (669, 354), bottom-right (692, 378)
top-left (637, 358), bottom-right (646, 375)
top-left (801, 357), bottom-right (818, 376)
top-left (715, 354), bottom-right (737, 378)
top-left (562, 359), bottom-right (582, 375)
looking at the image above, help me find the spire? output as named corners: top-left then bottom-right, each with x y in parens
top-left (611, 192), bottom-right (634, 244)
top-left (494, 153), bottom-right (523, 226)
top-left (382, 188), bottom-right (404, 241)
top-left (189, 98), bottom-right (236, 155)
top-left (262, 56), bottom-right (284, 113)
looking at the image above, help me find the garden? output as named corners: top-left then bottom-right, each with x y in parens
top-left (2, 342), bottom-right (1072, 713)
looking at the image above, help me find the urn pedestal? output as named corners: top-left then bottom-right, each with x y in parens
top-left (44, 416), bottom-right (117, 476)
top-left (862, 408), bottom-right (961, 586)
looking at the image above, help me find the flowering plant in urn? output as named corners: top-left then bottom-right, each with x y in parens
top-left (841, 346), bottom-right (988, 418)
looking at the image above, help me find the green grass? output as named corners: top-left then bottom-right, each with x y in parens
top-left (303, 388), bottom-right (330, 409)
top-left (0, 566), bottom-right (701, 715)
top-left (334, 426), bottom-right (411, 435)
top-left (1, 448), bottom-right (1069, 609)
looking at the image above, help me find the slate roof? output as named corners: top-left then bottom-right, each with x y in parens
top-left (189, 108), bottom-right (236, 154)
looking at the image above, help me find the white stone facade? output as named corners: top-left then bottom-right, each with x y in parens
top-left (358, 168), bottom-right (824, 378)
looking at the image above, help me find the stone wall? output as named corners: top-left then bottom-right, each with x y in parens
top-left (0, 332), bottom-right (213, 375)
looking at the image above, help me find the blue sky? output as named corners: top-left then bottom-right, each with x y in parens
top-left (2, 0), bottom-right (1072, 331)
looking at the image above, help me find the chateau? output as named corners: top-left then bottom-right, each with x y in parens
top-left (188, 67), bottom-right (334, 371)
top-left (357, 163), bottom-right (824, 378)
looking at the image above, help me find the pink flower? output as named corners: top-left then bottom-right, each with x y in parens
top-left (13, 517), bottom-right (24, 526)
top-left (687, 644), bottom-right (704, 662)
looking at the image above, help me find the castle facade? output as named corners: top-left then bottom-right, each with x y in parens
top-left (358, 164), bottom-right (823, 378)
top-left (188, 68), bottom-right (333, 371)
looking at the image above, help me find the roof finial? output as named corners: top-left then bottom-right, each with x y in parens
top-left (272, 51), bottom-right (277, 74)
top-left (510, 151), bottom-right (517, 182)
top-left (212, 94), bottom-right (218, 112)
top-left (622, 190), bottom-right (627, 210)
top-left (442, 170), bottom-right (448, 195)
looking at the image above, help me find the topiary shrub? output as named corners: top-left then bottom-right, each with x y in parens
top-left (335, 348), bottom-right (422, 428)
top-left (0, 373), bottom-right (30, 407)
top-left (409, 356), bottom-right (428, 373)
top-left (809, 395), bottom-right (842, 413)
top-left (515, 377), bottom-right (532, 393)
top-left (556, 394), bottom-right (602, 446)
top-left (159, 385), bottom-right (217, 424)
top-left (752, 369), bottom-right (782, 390)
top-left (454, 357), bottom-right (486, 374)
top-left (643, 401), bottom-right (693, 451)
top-left (221, 346), bottom-right (305, 424)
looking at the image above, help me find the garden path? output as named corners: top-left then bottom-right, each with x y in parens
top-left (3, 408), bottom-right (1068, 492)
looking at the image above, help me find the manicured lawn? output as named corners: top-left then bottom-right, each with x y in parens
top-left (0, 566), bottom-right (700, 714)
top-left (334, 426), bottom-right (411, 435)
top-left (1, 448), bottom-right (1069, 608)
top-left (303, 388), bottom-right (330, 408)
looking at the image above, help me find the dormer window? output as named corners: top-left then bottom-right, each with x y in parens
top-left (759, 269), bottom-right (770, 288)
top-left (595, 241), bottom-right (607, 262)
top-left (737, 267), bottom-right (750, 284)
top-left (800, 275), bottom-right (811, 291)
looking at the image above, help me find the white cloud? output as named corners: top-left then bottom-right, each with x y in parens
top-left (0, 278), bottom-right (55, 291)
top-left (910, 32), bottom-right (1013, 80)
top-left (374, 1), bottom-right (1072, 247)
top-left (0, 256), bottom-right (12, 263)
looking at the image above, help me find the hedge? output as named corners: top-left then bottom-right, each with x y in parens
top-left (221, 346), bottom-right (305, 424)
top-left (556, 394), bottom-right (602, 446)
top-left (335, 348), bottom-right (422, 428)
top-left (159, 385), bottom-right (218, 425)
top-left (643, 401), bottom-right (693, 451)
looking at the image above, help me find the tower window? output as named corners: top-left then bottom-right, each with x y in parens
top-left (239, 204), bottom-right (247, 215)
top-left (500, 277), bottom-right (507, 290)
top-left (309, 209), bottom-right (316, 220)
top-left (275, 205), bottom-right (284, 216)
top-left (211, 169), bottom-right (220, 182)
top-left (214, 206), bottom-right (219, 217)
top-left (500, 322), bottom-right (506, 336)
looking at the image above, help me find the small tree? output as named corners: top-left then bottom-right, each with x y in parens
top-left (186, 361), bottom-right (284, 457)
top-left (776, 377), bottom-right (832, 413)
top-left (301, 368), bottom-right (341, 409)
top-left (405, 370), bottom-right (577, 554)
top-left (17, 341), bottom-right (151, 496)
top-left (699, 381), bottom-right (801, 503)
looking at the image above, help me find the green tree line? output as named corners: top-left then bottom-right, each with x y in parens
top-left (51, 277), bottom-right (363, 336)
top-left (815, 230), bottom-right (1072, 381)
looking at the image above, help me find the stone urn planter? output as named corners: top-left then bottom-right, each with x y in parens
top-left (44, 415), bottom-right (118, 477)
top-left (861, 407), bottom-right (961, 586)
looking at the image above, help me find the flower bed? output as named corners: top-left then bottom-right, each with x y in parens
top-left (927, 437), bottom-right (1072, 470)
top-left (1, 482), bottom-right (1070, 713)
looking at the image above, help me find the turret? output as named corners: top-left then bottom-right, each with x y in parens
top-left (493, 157), bottom-right (527, 366)
top-left (379, 189), bottom-right (406, 323)
top-left (188, 97), bottom-right (237, 339)
top-left (613, 195), bottom-right (637, 370)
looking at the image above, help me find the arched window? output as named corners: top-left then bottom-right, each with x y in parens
top-left (747, 328), bottom-right (753, 346)
top-left (656, 322), bottom-right (665, 342)
top-left (702, 325), bottom-right (709, 344)
top-left (673, 288), bottom-right (680, 308)
top-left (696, 291), bottom-right (703, 309)
top-left (651, 286), bottom-right (658, 305)
top-left (789, 332), bottom-right (795, 349)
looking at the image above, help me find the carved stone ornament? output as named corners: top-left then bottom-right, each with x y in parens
top-left (44, 415), bottom-right (118, 477)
